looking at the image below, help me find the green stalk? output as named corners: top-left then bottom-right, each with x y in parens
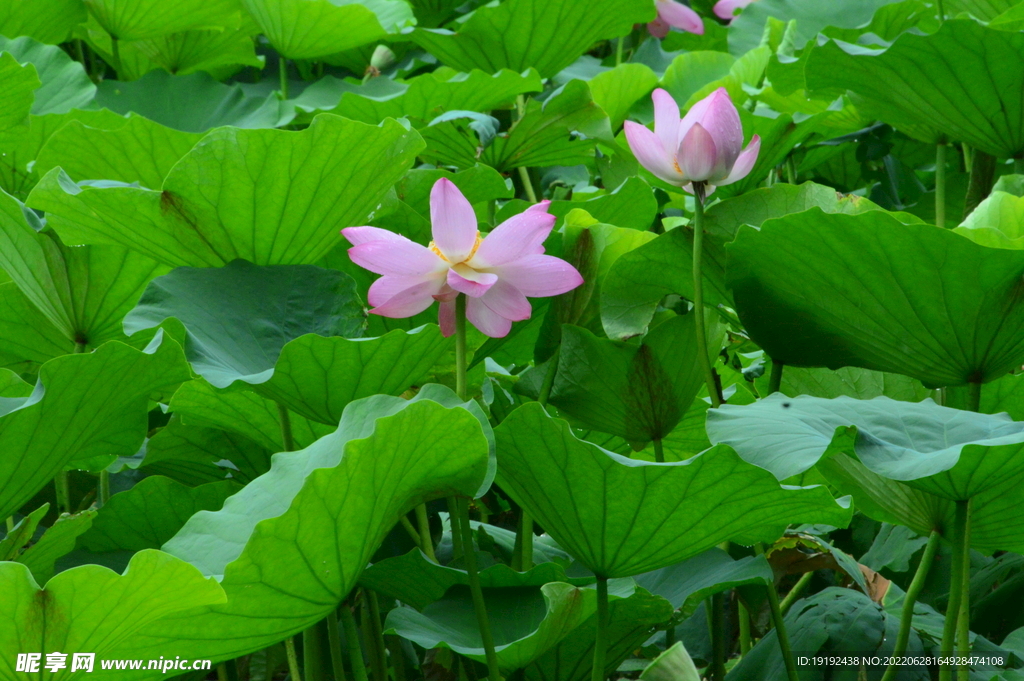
top-left (217, 663), bottom-right (229, 681)
top-left (448, 496), bottom-right (466, 562)
top-left (5, 516), bottom-right (13, 533)
top-left (399, 514), bottom-right (421, 548)
top-left (279, 56), bottom-right (289, 100)
top-left (936, 0), bottom-right (946, 20)
top-left (1015, 158), bottom-right (1024, 174)
top-left (935, 142), bottom-right (947, 228)
top-left (939, 501), bottom-right (969, 681)
top-left (326, 611), bottom-right (348, 681)
top-left (538, 347), bottom-right (560, 406)
top-left (340, 603), bottom-right (369, 681)
top-left (415, 504), bottom-right (437, 562)
top-left (386, 636), bottom-right (407, 681)
top-left (591, 576), bottom-right (610, 681)
top-left (881, 531), bottom-right (941, 681)
top-left (109, 36), bottom-right (121, 79)
top-left (709, 592), bottom-right (727, 681)
top-left (767, 360), bottom-right (784, 396)
top-left (653, 438), bottom-right (665, 463)
top-left (615, 37), bottom-right (624, 66)
top-left (98, 470), bottom-right (110, 508)
top-left (779, 571), bottom-right (813, 615)
top-left (963, 150), bottom-right (996, 220)
top-left (304, 620), bottom-right (329, 681)
top-left (785, 156), bottom-right (797, 184)
top-left (756, 544), bottom-right (800, 681)
top-left (514, 95), bottom-right (539, 204)
top-left (367, 591), bottom-right (389, 681)
top-left (957, 499), bottom-right (972, 681)
top-left (54, 471), bottom-right (71, 514)
top-left (738, 601), bottom-right (752, 656)
top-left (692, 185), bottom-right (721, 408)
top-left (284, 637), bottom-right (303, 681)
top-left (520, 514), bottom-right (534, 572)
top-left (454, 294), bottom-right (501, 681)
top-left (277, 402), bottom-right (296, 452)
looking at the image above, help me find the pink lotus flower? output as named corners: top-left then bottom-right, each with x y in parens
top-left (648, 0), bottom-right (704, 38)
top-left (342, 179), bottom-right (584, 338)
top-left (713, 0), bottom-right (757, 21)
top-left (624, 87), bottom-right (761, 193)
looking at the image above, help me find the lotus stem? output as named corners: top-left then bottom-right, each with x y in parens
top-left (326, 611), bottom-right (348, 681)
top-left (785, 156), bottom-right (797, 184)
top-left (520, 513), bottom-right (534, 571)
top-left (1015, 158), bottom-right (1024, 174)
top-left (957, 499), bottom-right (972, 681)
top-left (454, 294), bottom-right (501, 681)
top-left (692, 185), bottom-right (721, 408)
top-left (109, 36), bottom-right (121, 80)
top-left (963, 150), bottom-right (996, 220)
top-left (387, 636), bottom-right (407, 681)
top-left (5, 517), bottom-right (13, 533)
top-left (709, 592), bottom-right (727, 681)
top-left (304, 620), bottom-right (329, 681)
top-left (366, 592), bottom-right (389, 680)
top-left (881, 530), bottom-right (941, 681)
top-left (653, 438), bottom-right (665, 463)
top-left (458, 497), bottom-right (502, 681)
top-left (591, 576), bottom-right (610, 681)
top-left (514, 95), bottom-right (539, 203)
top-left (415, 504), bottom-right (438, 563)
top-left (340, 602), bottom-right (369, 681)
top-left (284, 637), bottom-right (303, 681)
top-left (936, 141), bottom-right (947, 228)
top-left (940, 500), bottom-right (970, 681)
top-left (217, 663), bottom-right (229, 681)
top-left (767, 360), bottom-right (784, 396)
top-left (779, 571), bottom-right (813, 615)
top-left (615, 37), bottom-right (624, 66)
top-left (98, 470), bottom-right (110, 508)
top-left (738, 601), bottom-right (752, 656)
top-left (399, 514), bottom-right (421, 548)
top-left (279, 56), bottom-right (289, 100)
top-left (277, 402), bottom-right (296, 452)
top-left (54, 471), bottom-right (71, 515)
top-left (936, 0), bottom-right (946, 20)
top-left (756, 544), bottom-right (800, 681)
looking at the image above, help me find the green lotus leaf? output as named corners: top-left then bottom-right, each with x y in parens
top-left (0, 333), bottom-right (190, 519)
top-left (29, 115), bottom-right (423, 267)
top-left (727, 0), bottom-right (905, 56)
top-left (422, 80), bottom-right (611, 172)
top-left (92, 71), bottom-right (293, 132)
top-left (639, 642), bottom-right (700, 681)
top-left (589, 63), bottom-right (658, 130)
top-left (0, 504), bottom-right (49, 560)
top-left (541, 178), bottom-right (659, 233)
top-left (387, 582), bottom-right (648, 674)
top-left (129, 23), bottom-right (263, 77)
top-left (122, 388), bottom-right (491, 662)
top-left (83, 0), bottom-right (241, 40)
top-left (142, 415), bottom-right (270, 485)
top-left (0, 0), bottom-right (87, 44)
top-left (804, 20), bottom-right (1024, 156)
top-left (16, 509), bottom-right (97, 584)
top-left (35, 116), bottom-right (203, 188)
top-left (124, 260), bottom-right (366, 388)
top-left (0, 109), bottom-right (126, 199)
top-left (0, 52), bottom-right (39, 134)
top-left (0, 550), bottom-right (226, 679)
top-left (727, 208), bottom-right (1024, 387)
top-left (411, 0), bottom-right (654, 78)
top-left (0, 282), bottom-right (73, 371)
top-left (0, 187), bottom-right (168, 349)
top-left (495, 403), bottom-right (852, 578)
top-left (955, 189), bottom-right (1024, 249)
top-left (600, 182), bottom-right (885, 340)
top-left (299, 68), bottom-right (543, 127)
top-left (169, 379), bottom-right (335, 453)
top-left (361, 549), bottom-right (593, 610)
top-left (242, 0), bottom-right (414, 60)
top-left (633, 547), bottom-right (772, 616)
top-left (708, 393), bottom-right (1024, 502)
top-left (753, 361), bottom-right (931, 403)
top-left (549, 315), bottom-right (722, 443)
top-left (79, 477), bottom-right (239, 552)
top-left (522, 582), bottom-right (674, 681)
top-left (0, 36), bottom-right (95, 116)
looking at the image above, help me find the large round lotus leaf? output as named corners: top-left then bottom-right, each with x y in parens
top-left (28, 115), bottom-right (423, 268)
top-left (804, 20), bottom-right (1024, 157)
top-left (0, 551), bottom-right (226, 677)
top-left (494, 403), bottom-right (852, 578)
top-left (360, 549), bottom-right (593, 611)
top-left (0, 333), bottom-right (190, 520)
top-left (118, 387), bottom-right (491, 663)
top-left (0, 36), bottom-right (95, 115)
top-left (411, 0), bottom-right (654, 79)
top-left (83, 0), bottom-right (241, 40)
top-left (633, 548), bottom-right (773, 616)
top-left (708, 394), bottom-right (1024, 501)
top-left (0, 0), bottom-right (87, 45)
top-left (726, 208), bottom-right (1024, 387)
top-left (0, 53), bottom-right (39, 135)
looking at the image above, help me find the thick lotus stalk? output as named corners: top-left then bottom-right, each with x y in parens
top-left (624, 87), bottom-right (761, 195)
top-left (713, 0), bottom-right (757, 21)
top-left (342, 178), bottom-right (583, 338)
top-left (648, 0), bottom-right (704, 37)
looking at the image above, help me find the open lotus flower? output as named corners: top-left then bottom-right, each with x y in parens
top-left (648, 0), bottom-right (704, 37)
top-left (713, 0), bottom-right (757, 21)
top-left (342, 179), bottom-right (584, 338)
top-left (624, 87), bottom-right (760, 193)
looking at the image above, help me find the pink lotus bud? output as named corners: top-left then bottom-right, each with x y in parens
top-left (713, 0), bottom-right (757, 22)
top-left (648, 0), bottom-right (704, 38)
top-left (623, 87), bottom-right (761, 192)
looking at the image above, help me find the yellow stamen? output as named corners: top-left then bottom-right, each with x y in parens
top-left (429, 232), bottom-right (483, 265)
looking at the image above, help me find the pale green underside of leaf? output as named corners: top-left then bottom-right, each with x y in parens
top-left (0, 53), bottom-right (39, 134)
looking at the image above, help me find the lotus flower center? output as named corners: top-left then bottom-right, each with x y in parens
top-left (429, 232), bottom-right (483, 265)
